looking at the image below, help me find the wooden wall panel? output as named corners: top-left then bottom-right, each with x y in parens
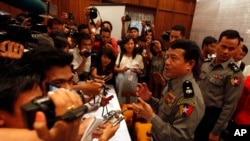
top-left (149, 0), bottom-right (158, 8)
top-left (154, 11), bottom-right (173, 38)
top-left (57, 0), bottom-right (69, 17)
top-left (130, 0), bottom-right (140, 5)
top-left (158, 0), bottom-right (174, 10)
top-left (174, 0), bottom-right (191, 13)
top-left (79, 0), bottom-right (90, 24)
top-left (69, 0), bottom-right (81, 24)
top-left (138, 0), bottom-right (158, 7)
top-left (186, 15), bottom-right (194, 38)
top-left (112, 0), bottom-right (130, 3)
top-left (61, 0), bottom-right (101, 24)
top-left (172, 13), bottom-right (189, 28)
top-left (139, 0), bottom-right (150, 6)
top-left (189, 1), bottom-right (196, 14)
top-left (126, 6), bottom-right (155, 14)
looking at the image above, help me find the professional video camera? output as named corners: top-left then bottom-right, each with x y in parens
top-left (21, 83), bottom-right (115, 130)
top-left (79, 50), bottom-right (98, 58)
top-left (0, 11), bottom-right (51, 50)
top-left (21, 84), bottom-right (102, 130)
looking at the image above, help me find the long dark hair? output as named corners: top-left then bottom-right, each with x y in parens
top-left (99, 48), bottom-right (116, 71)
top-left (120, 36), bottom-right (137, 59)
top-left (150, 39), bottom-right (164, 56)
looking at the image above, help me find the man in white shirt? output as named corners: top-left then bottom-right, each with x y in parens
top-left (233, 44), bottom-right (248, 71)
top-left (70, 33), bottom-right (97, 81)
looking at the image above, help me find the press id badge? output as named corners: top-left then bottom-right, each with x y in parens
top-left (127, 73), bottom-right (133, 81)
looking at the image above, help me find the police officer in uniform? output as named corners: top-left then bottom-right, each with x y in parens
top-left (194, 30), bottom-right (244, 141)
top-left (131, 39), bottom-right (205, 141)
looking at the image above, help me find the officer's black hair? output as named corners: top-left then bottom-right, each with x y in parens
top-left (170, 39), bottom-right (201, 70)
top-left (218, 29), bottom-right (241, 45)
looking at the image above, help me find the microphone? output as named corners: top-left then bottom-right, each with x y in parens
top-left (61, 96), bottom-right (101, 121)
top-left (0, 0), bottom-right (46, 14)
top-left (21, 92), bottom-right (101, 129)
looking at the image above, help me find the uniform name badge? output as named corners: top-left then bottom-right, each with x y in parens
top-left (165, 92), bottom-right (176, 107)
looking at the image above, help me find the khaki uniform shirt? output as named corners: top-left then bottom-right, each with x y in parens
top-left (148, 72), bottom-right (205, 141)
top-left (198, 58), bottom-right (244, 134)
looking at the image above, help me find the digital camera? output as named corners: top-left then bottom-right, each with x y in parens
top-left (150, 40), bottom-right (155, 47)
top-left (125, 15), bottom-right (131, 22)
top-left (89, 7), bottom-right (98, 19)
top-left (162, 30), bottom-right (171, 41)
top-left (145, 21), bottom-right (151, 26)
top-left (79, 50), bottom-right (92, 57)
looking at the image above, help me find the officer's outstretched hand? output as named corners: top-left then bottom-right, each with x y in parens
top-left (132, 97), bottom-right (154, 121)
top-left (136, 83), bottom-right (152, 101)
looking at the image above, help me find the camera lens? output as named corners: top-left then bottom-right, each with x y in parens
top-left (125, 15), bottom-right (131, 22)
top-left (146, 21), bottom-right (151, 26)
top-left (79, 50), bottom-right (91, 57)
top-left (89, 7), bottom-right (98, 19)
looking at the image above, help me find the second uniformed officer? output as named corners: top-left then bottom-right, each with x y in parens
top-left (132, 39), bottom-right (205, 141)
top-left (194, 30), bottom-right (245, 141)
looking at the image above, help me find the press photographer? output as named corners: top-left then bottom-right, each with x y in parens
top-left (62, 12), bottom-right (78, 36)
top-left (71, 33), bottom-right (99, 81)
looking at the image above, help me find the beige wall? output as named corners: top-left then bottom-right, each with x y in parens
top-left (190, 0), bottom-right (250, 64)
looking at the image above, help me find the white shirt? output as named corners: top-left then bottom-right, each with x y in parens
top-left (69, 47), bottom-right (91, 72)
top-left (234, 60), bottom-right (242, 68)
top-left (243, 65), bottom-right (250, 77)
top-left (115, 53), bottom-right (144, 69)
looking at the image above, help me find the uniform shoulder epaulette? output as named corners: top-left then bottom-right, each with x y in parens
top-left (204, 57), bottom-right (212, 62)
top-left (228, 62), bottom-right (240, 72)
top-left (182, 80), bottom-right (194, 98)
